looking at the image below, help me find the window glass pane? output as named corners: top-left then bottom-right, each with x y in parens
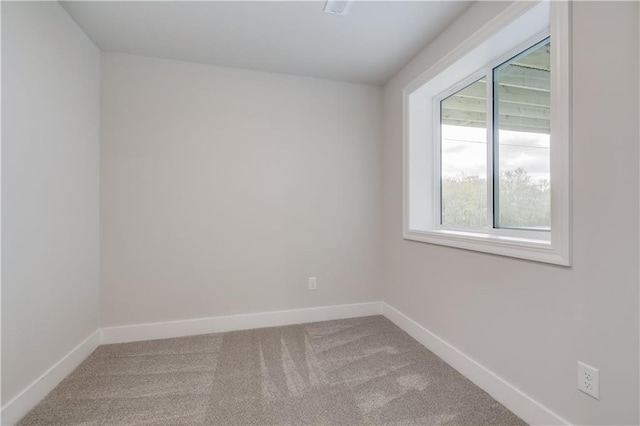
top-left (494, 39), bottom-right (550, 230)
top-left (440, 78), bottom-right (488, 227)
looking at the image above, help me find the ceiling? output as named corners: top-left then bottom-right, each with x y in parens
top-left (61, 1), bottom-right (472, 85)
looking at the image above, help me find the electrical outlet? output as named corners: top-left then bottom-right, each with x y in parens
top-left (578, 361), bottom-right (599, 400)
top-left (308, 277), bottom-right (317, 291)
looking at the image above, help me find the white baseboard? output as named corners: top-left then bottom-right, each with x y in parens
top-left (100, 301), bottom-right (383, 344)
top-left (1, 330), bottom-right (101, 426)
top-left (382, 303), bottom-right (570, 426)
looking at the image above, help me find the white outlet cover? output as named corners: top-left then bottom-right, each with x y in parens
top-left (308, 277), bottom-right (317, 291)
top-left (578, 361), bottom-right (599, 400)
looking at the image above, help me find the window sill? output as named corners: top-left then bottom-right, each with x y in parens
top-left (404, 228), bottom-right (570, 266)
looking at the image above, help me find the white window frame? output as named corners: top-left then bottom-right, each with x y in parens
top-left (403, 1), bottom-right (571, 266)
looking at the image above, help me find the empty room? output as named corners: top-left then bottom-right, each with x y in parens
top-left (2, 0), bottom-right (639, 425)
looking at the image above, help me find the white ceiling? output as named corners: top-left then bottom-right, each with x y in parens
top-left (61, 1), bottom-right (472, 85)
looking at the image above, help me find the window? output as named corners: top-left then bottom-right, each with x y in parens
top-left (404, 1), bottom-right (571, 265)
top-left (437, 38), bottom-right (551, 233)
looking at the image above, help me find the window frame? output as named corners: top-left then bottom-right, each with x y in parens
top-left (432, 32), bottom-right (551, 240)
top-left (402, 1), bottom-right (571, 266)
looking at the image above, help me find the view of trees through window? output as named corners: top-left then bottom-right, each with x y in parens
top-left (440, 38), bottom-right (551, 230)
top-left (441, 167), bottom-right (550, 228)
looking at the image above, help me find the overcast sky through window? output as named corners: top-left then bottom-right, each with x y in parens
top-left (441, 124), bottom-right (550, 182)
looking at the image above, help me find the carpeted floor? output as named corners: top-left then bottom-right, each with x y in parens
top-left (18, 315), bottom-right (526, 425)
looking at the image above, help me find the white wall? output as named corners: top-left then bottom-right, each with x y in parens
top-left (1, 1), bottom-right (100, 407)
top-left (101, 53), bottom-right (383, 327)
top-left (382, 2), bottom-right (639, 425)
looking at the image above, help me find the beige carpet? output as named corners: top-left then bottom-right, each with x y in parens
top-left (18, 316), bottom-right (525, 425)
